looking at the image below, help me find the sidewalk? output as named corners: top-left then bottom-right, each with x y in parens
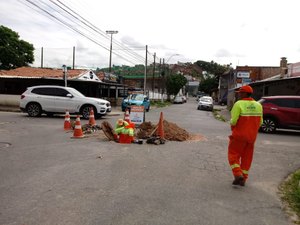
top-left (214, 105), bottom-right (231, 121)
top-left (0, 105), bottom-right (123, 116)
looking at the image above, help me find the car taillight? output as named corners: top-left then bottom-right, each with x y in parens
top-left (21, 95), bottom-right (25, 99)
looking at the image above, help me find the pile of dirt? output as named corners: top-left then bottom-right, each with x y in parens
top-left (136, 120), bottom-right (194, 141)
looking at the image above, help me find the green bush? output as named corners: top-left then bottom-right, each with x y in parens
top-left (280, 170), bottom-right (300, 223)
top-left (151, 100), bottom-right (172, 108)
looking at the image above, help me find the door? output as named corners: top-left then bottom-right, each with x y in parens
top-left (31, 87), bottom-right (56, 111)
top-left (271, 98), bottom-right (299, 127)
top-left (52, 88), bottom-right (79, 113)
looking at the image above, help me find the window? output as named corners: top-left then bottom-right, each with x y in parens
top-left (269, 99), bottom-right (295, 108)
top-left (32, 88), bottom-right (53, 95)
top-left (32, 87), bottom-right (70, 97)
top-left (54, 88), bottom-right (70, 97)
top-left (294, 99), bottom-right (300, 108)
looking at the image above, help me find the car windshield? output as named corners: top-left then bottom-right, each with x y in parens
top-left (130, 94), bottom-right (144, 101)
top-left (200, 97), bottom-right (212, 103)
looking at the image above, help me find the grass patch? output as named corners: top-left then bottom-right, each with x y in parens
top-left (151, 100), bottom-right (172, 108)
top-left (212, 109), bottom-right (227, 122)
top-left (280, 169), bottom-right (300, 224)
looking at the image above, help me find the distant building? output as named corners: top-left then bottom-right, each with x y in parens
top-left (288, 62), bottom-right (300, 77)
top-left (0, 67), bottom-right (126, 106)
top-left (219, 57), bottom-right (300, 108)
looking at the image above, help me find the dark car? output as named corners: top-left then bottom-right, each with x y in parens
top-left (258, 96), bottom-right (300, 133)
top-left (196, 92), bottom-right (209, 101)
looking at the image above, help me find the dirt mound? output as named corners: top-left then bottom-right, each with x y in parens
top-left (137, 120), bottom-right (204, 142)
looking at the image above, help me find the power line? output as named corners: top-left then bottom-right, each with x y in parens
top-left (21, 0), bottom-right (144, 66)
top-left (52, 0), bottom-right (146, 63)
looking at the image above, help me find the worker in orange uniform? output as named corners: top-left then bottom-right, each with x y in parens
top-left (114, 119), bottom-right (135, 143)
top-left (228, 85), bottom-right (263, 186)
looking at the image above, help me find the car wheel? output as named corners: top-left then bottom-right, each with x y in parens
top-left (261, 117), bottom-right (277, 133)
top-left (26, 103), bottom-right (42, 117)
top-left (81, 105), bottom-right (95, 120)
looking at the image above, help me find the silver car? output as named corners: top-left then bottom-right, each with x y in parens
top-left (197, 96), bottom-right (213, 111)
top-left (20, 85), bottom-right (111, 119)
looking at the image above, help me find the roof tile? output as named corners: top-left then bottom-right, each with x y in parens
top-left (0, 67), bottom-right (87, 79)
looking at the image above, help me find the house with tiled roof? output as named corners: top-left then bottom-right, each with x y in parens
top-left (0, 67), bottom-right (127, 106)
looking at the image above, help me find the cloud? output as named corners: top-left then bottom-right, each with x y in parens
top-left (2, 0), bottom-right (300, 69)
top-left (214, 49), bottom-right (245, 58)
top-left (120, 36), bottom-right (144, 48)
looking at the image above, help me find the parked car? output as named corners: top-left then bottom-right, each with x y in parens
top-left (258, 95), bottom-right (300, 133)
top-left (20, 85), bottom-right (111, 119)
top-left (121, 93), bottom-right (150, 112)
top-left (173, 95), bottom-right (184, 104)
top-left (197, 96), bottom-right (214, 111)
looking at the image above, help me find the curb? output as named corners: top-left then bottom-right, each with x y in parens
top-left (0, 106), bottom-right (21, 113)
top-left (0, 106), bottom-right (123, 116)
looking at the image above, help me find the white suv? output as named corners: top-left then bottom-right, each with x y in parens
top-left (20, 85), bottom-right (111, 119)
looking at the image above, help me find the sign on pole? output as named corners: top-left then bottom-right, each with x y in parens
top-left (130, 106), bottom-right (145, 125)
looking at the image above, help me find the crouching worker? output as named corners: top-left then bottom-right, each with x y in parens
top-left (114, 119), bottom-right (135, 143)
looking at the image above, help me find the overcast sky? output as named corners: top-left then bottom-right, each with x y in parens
top-left (1, 0), bottom-right (300, 69)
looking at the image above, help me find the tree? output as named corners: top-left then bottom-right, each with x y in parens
top-left (195, 60), bottom-right (229, 95)
top-left (0, 25), bottom-right (34, 70)
top-left (195, 60), bottom-right (228, 76)
top-left (165, 73), bottom-right (187, 98)
top-left (198, 75), bottom-right (219, 95)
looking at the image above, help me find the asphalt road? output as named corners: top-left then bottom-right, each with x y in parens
top-left (0, 100), bottom-right (300, 225)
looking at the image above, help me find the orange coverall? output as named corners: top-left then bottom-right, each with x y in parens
top-left (228, 97), bottom-right (263, 181)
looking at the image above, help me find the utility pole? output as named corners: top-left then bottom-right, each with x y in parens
top-left (41, 47), bottom-right (43, 68)
top-left (143, 45), bottom-right (148, 95)
top-left (106, 30), bottom-right (118, 73)
top-left (161, 58), bottom-right (165, 102)
top-left (72, 46), bottom-right (75, 70)
top-left (152, 52), bottom-right (156, 95)
top-left (62, 65), bottom-right (67, 87)
top-left (158, 58), bottom-right (162, 96)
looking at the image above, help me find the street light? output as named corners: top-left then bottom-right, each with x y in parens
top-left (106, 30), bottom-right (118, 73)
top-left (166, 53), bottom-right (180, 64)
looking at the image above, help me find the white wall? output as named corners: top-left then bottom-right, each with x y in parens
top-left (0, 94), bottom-right (20, 107)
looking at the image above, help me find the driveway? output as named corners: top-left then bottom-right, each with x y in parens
top-left (0, 100), bottom-right (299, 225)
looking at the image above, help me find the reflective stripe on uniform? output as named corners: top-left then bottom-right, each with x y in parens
top-left (230, 164), bottom-right (240, 169)
top-left (240, 112), bottom-right (262, 116)
top-left (242, 169), bottom-right (248, 174)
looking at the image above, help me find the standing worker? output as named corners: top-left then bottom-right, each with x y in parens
top-left (228, 85), bottom-right (263, 186)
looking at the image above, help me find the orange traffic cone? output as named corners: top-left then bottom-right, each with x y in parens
top-left (156, 112), bottom-right (165, 139)
top-left (124, 109), bottom-right (131, 123)
top-left (72, 115), bottom-right (84, 138)
top-left (89, 108), bottom-right (96, 126)
top-left (64, 110), bottom-right (72, 130)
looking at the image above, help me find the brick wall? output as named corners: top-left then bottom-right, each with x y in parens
top-left (236, 66), bottom-right (280, 81)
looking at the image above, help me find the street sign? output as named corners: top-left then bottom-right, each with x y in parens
top-left (130, 106), bottom-right (145, 125)
top-left (237, 71), bottom-right (250, 78)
